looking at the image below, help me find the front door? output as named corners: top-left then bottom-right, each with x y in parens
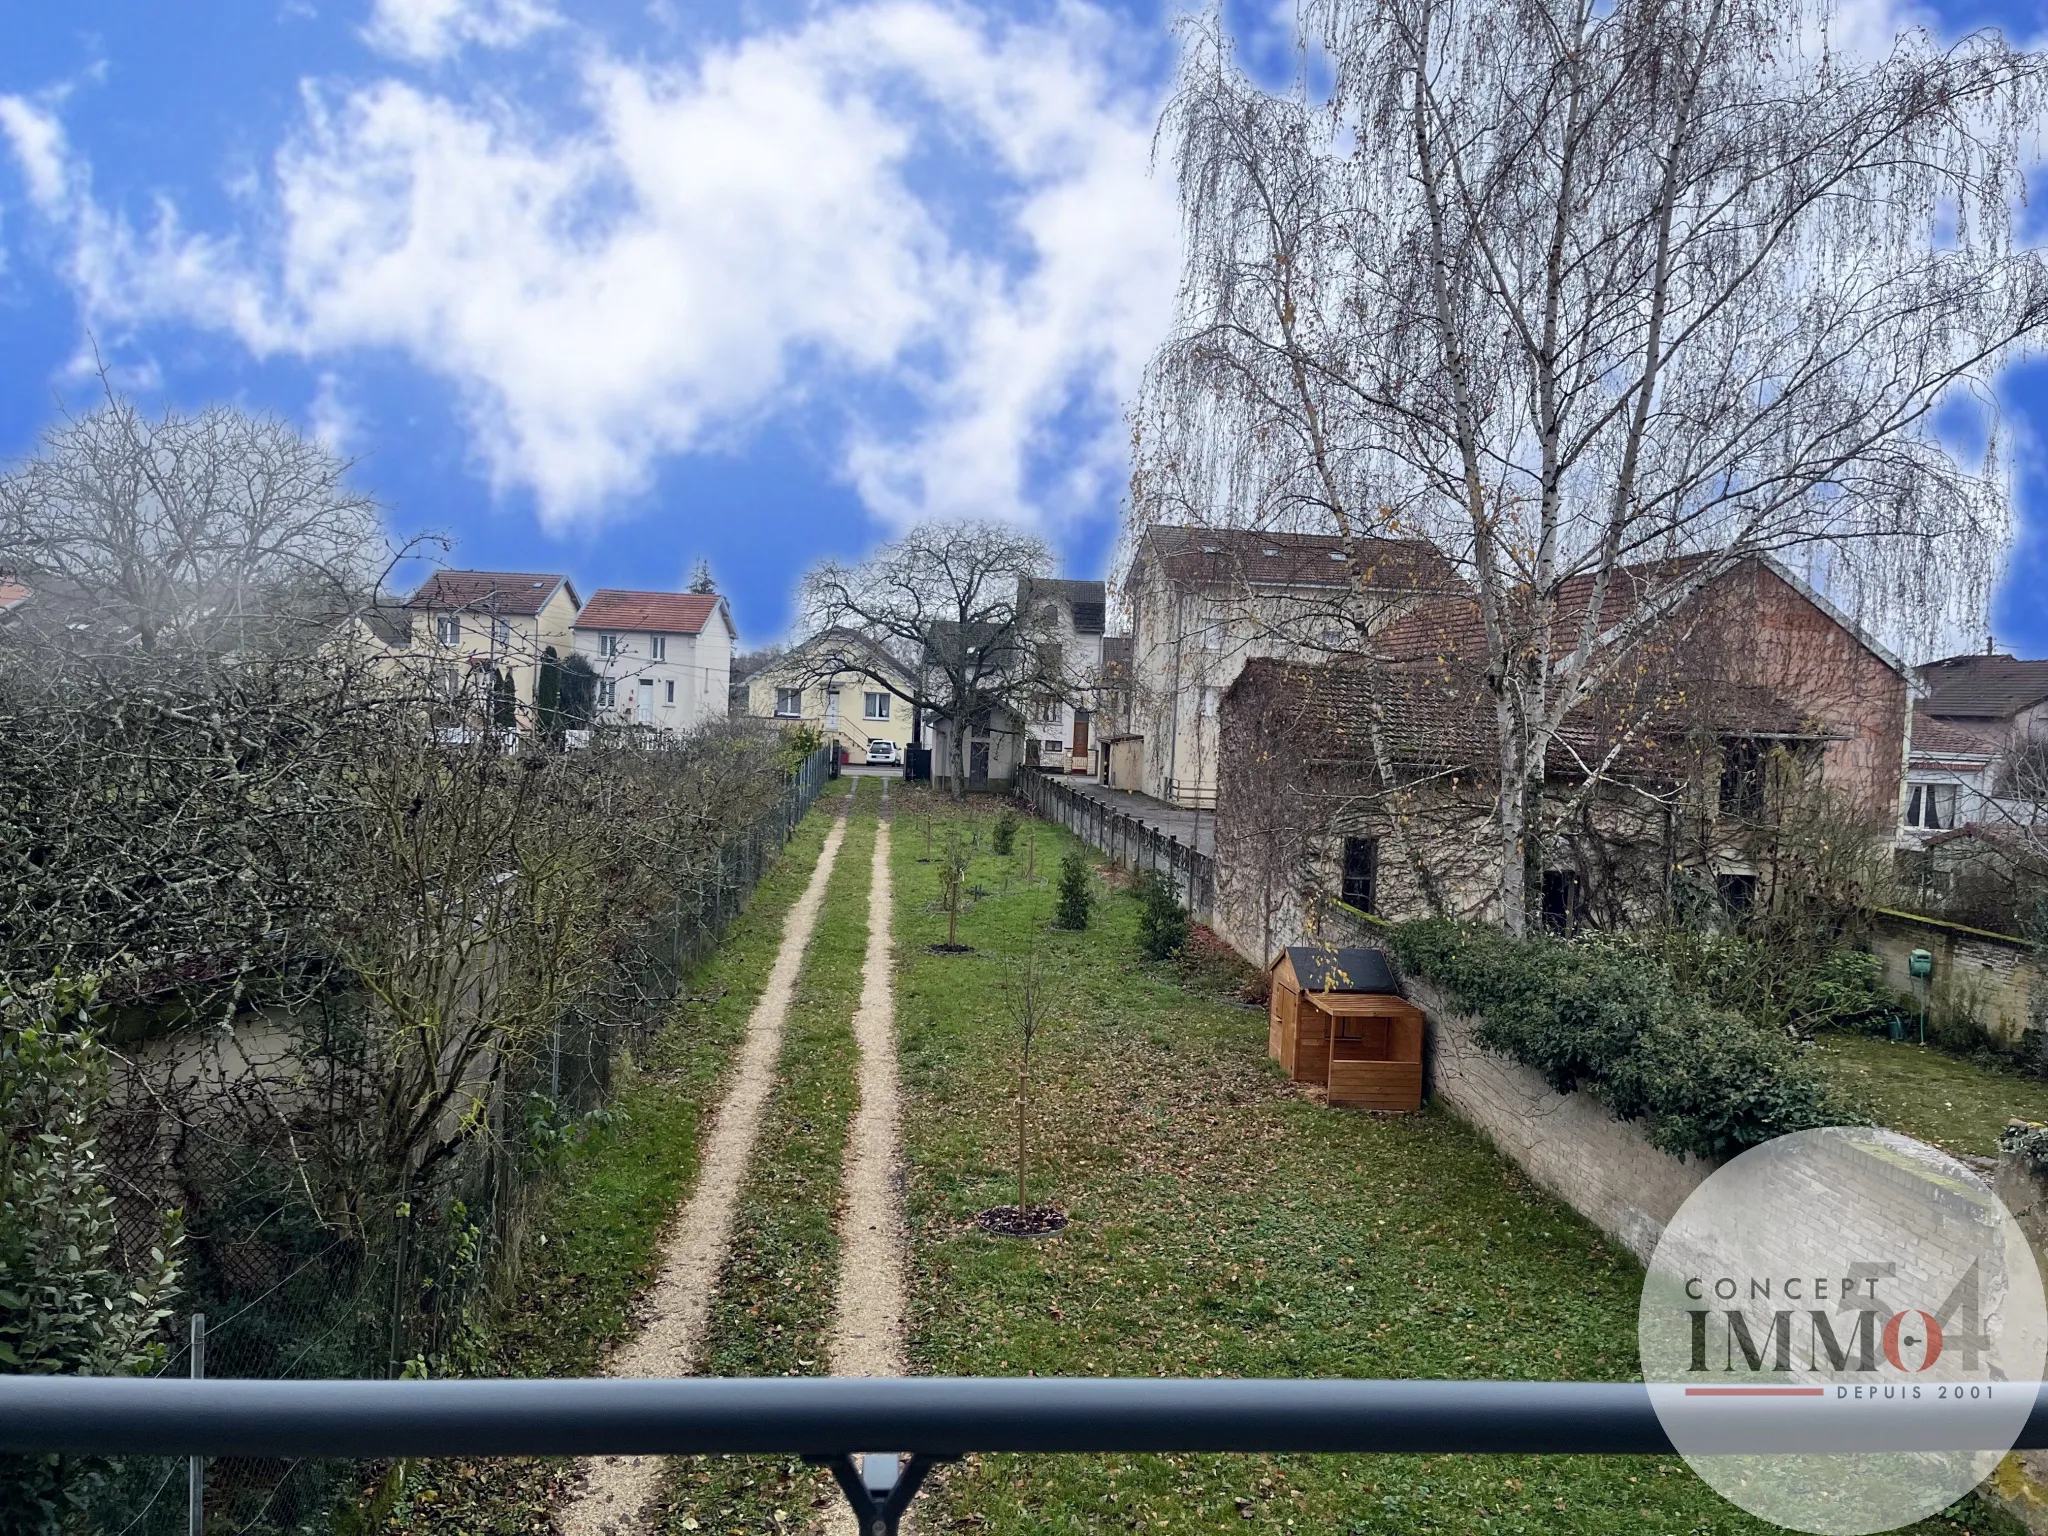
top-left (636, 681), bottom-right (655, 724)
top-left (969, 739), bottom-right (990, 784)
top-left (1070, 711), bottom-right (1091, 772)
top-left (825, 688), bottom-right (841, 730)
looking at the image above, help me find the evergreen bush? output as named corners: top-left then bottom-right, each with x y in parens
top-left (1136, 871), bottom-right (1190, 961)
top-left (1389, 918), bottom-right (1844, 1160)
top-left (1, 980), bottom-right (182, 1531)
top-left (993, 808), bottom-right (1018, 857)
top-left (1052, 850), bottom-right (1092, 931)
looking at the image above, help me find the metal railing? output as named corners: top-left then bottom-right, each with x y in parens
top-left (1021, 770), bottom-right (1216, 922)
top-left (7, 1375), bottom-right (2046, 1536)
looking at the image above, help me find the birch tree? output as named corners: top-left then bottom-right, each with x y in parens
top-left (1139, 0), bottom-right (2048, 931)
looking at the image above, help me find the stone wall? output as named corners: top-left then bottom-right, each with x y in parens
top-left (1408, 976), bottom-right (1715, 1262)
top-left (1870, 908), bottom-right (2039, 1046)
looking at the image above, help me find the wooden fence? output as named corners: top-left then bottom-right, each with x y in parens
top-left (1020, 769), bottom-right (1216, 923)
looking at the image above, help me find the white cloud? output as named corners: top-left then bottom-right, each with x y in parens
top-left (4, 2), bottom-right (1181, 534)
top-left (0, 95), bottom-right (73, 211)
top-left (363, 0), bottom-right (559, 63)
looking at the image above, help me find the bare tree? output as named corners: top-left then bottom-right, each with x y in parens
top-left (1140, 0), bottom-right (2048, 931)
top-left (801, 521), bottom-right (1056, 796)
top-left (0, 389), bottom-right (386, 656)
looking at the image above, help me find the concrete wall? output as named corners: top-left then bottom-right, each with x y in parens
top-left (1407, 976), bottom-right (1715, 1262)
top-left (1870, 908), bottom-right (2040, 1045)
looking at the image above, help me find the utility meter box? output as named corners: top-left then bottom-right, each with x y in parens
top-left (1908, 948), bottom-right (1934, 980)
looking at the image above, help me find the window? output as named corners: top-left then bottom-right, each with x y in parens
top-left (775, 687), bottom-right (802, 718)
top-left (1716, 872), bottom-right (1758, 913)
top-left (650, 635), bottom-right (667, 662)
top-left (435, 614), bottom-right (461, 646)
top-left (665, 679), bottom-right (676, 704)
top-left (1905, 783), bottom-right (1958, 830)
top-left (492, 617), bottom-right (511, 649)
top-left (864, 691), bottom-right (891, 721)
top-left (1719, 738), bottom-right (1765, 817)
top-left (436, 663), bottom-right (460, 697)
top-left (1540, 869), bottom-right (1582, 935)
top-left (1201, 623), bottom-right (1223, 652)
top-left (1340, 836), bottom-right (1379, 912)
top-left (1036, 697), bottom-right (1062, 725)
top-left (598, 633), bottom-right (619, 659)
top-left (598, 679), bottom-right (618, 707)
top-left (1045, 739), bottom-right (1066, 756)
top-left (1198, 686), bottom-right (1220, 719)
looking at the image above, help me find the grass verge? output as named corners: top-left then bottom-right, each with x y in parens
top-left (891, 788), bottom-right (2020, 1536)
top-left (656, 776), bottom-right (880, 1534)
top-left (375, 778), bottom-right (854, 1535)
top-left (1815, 1031), bottom-right (2048, 1158)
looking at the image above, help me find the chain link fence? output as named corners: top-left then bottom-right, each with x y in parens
top-left (85, 747), bottom-right (832, 1535)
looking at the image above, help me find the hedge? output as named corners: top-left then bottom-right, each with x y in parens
top-left (1388, 918), bottom-right (1847, 1161)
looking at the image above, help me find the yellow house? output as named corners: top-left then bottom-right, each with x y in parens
top-left (733, 629), bottom-right (918, 763)
top-left (400, 570), bottom-right (581, 722)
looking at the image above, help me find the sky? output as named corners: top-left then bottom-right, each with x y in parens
top-left (2, 0), bottom-right (2046, 656)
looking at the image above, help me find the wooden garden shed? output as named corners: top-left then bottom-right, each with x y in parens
top-left (1268, 945), bottom-right (1425, 1111)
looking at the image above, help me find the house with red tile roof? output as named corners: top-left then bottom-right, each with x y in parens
top-left (1212, 554), bottom-right (1912, 943)
top-left (402, 570), bottom-right (581, 726)
top-left (571, 588), bottom-right (735, 732)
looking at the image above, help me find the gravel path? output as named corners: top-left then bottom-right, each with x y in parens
top-left (829, 805), bottom-right (906, 1379)
top-left (822, 787), bottom-right (908, 1533)
top-left (557, 799), bottom-right (852, 1536)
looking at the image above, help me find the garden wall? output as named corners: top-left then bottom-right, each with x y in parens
top-left (1869, 907), bottom-right (2038, 1045)
top-left (1406, 976), bottom-right (1715, 1263)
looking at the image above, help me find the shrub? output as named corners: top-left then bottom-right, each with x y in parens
top-left (1389, 918), bottom-right (1844, 1160)
top-left (1135, 871), bottom-right (1190, 961)
top-left (992, 808), bottom-right (1018, 857)
top-left (1, 980), bottom-right (182, 1531)
top-left (1052, 850), bottom-right (1092, 931)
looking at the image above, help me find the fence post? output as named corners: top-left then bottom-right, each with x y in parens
top-left (188, 1313), bottom-right (206, 1536)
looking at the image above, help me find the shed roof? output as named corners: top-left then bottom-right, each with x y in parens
top-left (408, 570), bottom-right (577, 615)
top-left (574, 589), bottom-right (723, 635)
top-left (1279, 945), bottom-right (1400, 994)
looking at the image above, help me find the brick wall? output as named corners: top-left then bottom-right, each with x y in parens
top-left (1409, 976), bottom-right (1716, 1262)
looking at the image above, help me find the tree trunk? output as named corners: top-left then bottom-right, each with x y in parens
top-left (1016, 1063), bottom-right (1028, 1213)
top-left (949, 705), bottom-right (969, 800)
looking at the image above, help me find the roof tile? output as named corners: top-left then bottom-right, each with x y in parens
top-left (574, 590), bottom-right (723, 635)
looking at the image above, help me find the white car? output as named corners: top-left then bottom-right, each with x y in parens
top-left (866, 739), bottom-right (900, 766)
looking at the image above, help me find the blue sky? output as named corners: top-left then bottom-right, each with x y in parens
top-left (2, 0), bottom-right (2045, 656)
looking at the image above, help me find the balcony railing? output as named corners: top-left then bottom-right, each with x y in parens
top-left (8, 1375), bottom-right (2044, 1536)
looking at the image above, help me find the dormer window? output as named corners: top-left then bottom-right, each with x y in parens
top-left (1328, 550), bottom-right (1346, 562)
top-left (1201, 544), bottom-right (1221, 554)
top-left (1262, 547), bottom-right (1281, 556)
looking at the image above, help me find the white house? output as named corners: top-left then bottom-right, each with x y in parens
top-left (572, 589), bottom-right (735, 732)
top-left (1901, 653), bottom-right (2048, 838)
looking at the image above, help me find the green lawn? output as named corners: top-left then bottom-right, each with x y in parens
top-left (1814, 1030), bottom-right (2048, 1158)
top-left (891, 790), bottom-right (2020, 1536)
top-left (377, 778), bottom-right (854, 1535)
